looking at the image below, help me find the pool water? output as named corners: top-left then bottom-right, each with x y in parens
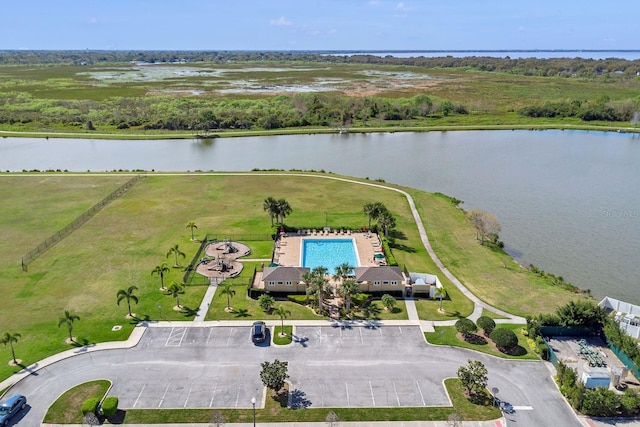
top-left (302, 239), bottom-right (359, 272)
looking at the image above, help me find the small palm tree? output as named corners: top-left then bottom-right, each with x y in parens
top-left (58, 310), bottom-right (80, 343)
top-left (151, 262), bottom-right (171, 290)
top-left (117, 285), bottom-right (139, 317)
top-left (219, 283), bottom-right (236, 311)
top-left (276, 199), bottom-right (293, 225)
top-left (186, 221), bottom-right (198, 241)
top-left (275, 305), bottom-right (291, 337)
top-left (434, 286), bottom-right (447, 312)
top-left (301, 271), bottom-right (314, 305)
top-left (166, 282), bottom-right (185, 308)
top-left (381, 294), bottom-right (397, 311)
top-left (339, 279), bottom-right (360, 314)
top-left (166, 244), bottom-right (186, 268)
top-left (1, 332), bottom-right (21, 364)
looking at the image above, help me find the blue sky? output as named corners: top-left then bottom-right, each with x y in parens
top-left (1, 0), bottom-right (637, 51)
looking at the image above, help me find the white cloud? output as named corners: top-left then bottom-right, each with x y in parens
top-left (517, 25), bottom-right (525, 32)
top-left (88, 17), bottom-right (98, 25)
top-left (270, 16), bottom-right (293, 27)
top-left (328, 28), bottom-right (337, 34)
top-left (395, 2), bottom-right (413, 11)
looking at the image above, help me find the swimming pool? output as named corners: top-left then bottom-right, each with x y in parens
top-left (301, 238), bottom-right (359, 272)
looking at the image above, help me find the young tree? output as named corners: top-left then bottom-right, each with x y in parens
top-left (457, 359), bottom-right (488, 396)
top-left (381, 294), bottom-right (397, 311)
top-left (58, 310), bottom-right (80, 343)
top-left (476, 316), bottom-right (496, 336)
top-left (258, 294), bottom-right (276, 313)
top-left (466, 210), bottom-right (501, 245)
top-left (301, 271), bottom-right (314, 305)
top-left (490, 328), bottom-right (519, 352)
top-left (275, 305), bottom-right (291, 337)
top-left (434, 286), bottom-right (447, 312)
top-left (186, 221), bottom-right (198, 241)
top-left (151, 262), bottom-right (171, 290)
top-left (116, 285), bottom-right (139, 317)
top-left (260, 359), bottom-right (289, 394)
top-left (166, 282), bottom-right (185, 308)
top-left (1, 332), bottom-right (21, 364)
top-left (219, 283), bottom-right (236, 311)
top-left (263, 197), bottom-right (278, 226)
top-left (166, 244), bottom-right (186, 268)
top-left (455, 318), bottom-right (478, 340)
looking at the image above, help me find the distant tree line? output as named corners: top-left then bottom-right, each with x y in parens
top-left (1, 50), bottom-right (639, 79)
top-left (0, 92), bottom-right (467, 131)
top-left (520, 97), bottom-right (639, 122)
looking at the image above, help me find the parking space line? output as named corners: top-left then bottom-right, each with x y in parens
top-left (399, 326), bottom-right (403, 334)
top-left (133, 384), bottom-right (146, 408)
top-left (206, 328), bottom-right (214, 345)
top-left (415, 380), bottom-right (426, 406)
top-left (345, 382), bottom-right (350, 406)
top-left (234, 384), bottom-right (240, 407)
top-left (184, 384), bottom-right (193, 407)
top-left (359, 328), bottom-right (363, 344)
top-left (158, 383), bottom-right (171, 408)
top-left (369, 381), bottom-right (375, 406)
top-left (177, 328), bottom-right (186, 346)
top-left (209, 383), bottom-right (217, 407)
top-left (226, 328), bottom-right (233, 346)
top-left (165, 327), bottom-right (176, 346)
top-left (393, 382), bottom-right (400, 406)
top-left (379, 328), bottom-right (383, 337)
top-left (165, 327), bottom-right (187, 346)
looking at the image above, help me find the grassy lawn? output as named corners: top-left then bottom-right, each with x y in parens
top-left (121, 378), bottom-right (499, 423)
top-left (43, 380), bottom-right (110, 424)
top-left (411, 190), bottom-right (581, 316)
top-left (0, 172), bottom-right (577, 384)
top-left (425, 324), bottom-right (539, 360)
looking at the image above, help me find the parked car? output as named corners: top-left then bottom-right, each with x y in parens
top-left (251, 321), bottom-right (267, 343)
top-left (0, 394), bottom-right (27, 426)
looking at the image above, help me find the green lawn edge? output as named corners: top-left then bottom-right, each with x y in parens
top-left (43, 379), bottom-right (111, 424)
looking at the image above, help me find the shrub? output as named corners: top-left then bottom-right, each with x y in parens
top-left (100, 396), bottom-right (119, 417)
top-left (476, 316), bottom-right (496, 336)
top-left (381, 294), bottom-right (397, 310)
top-left (258, 294), bottom-right (275, 312)
top-left (455, 318), bottom-right (477, 337)
top-left (490, 328), bottom-right (518, 351)
top-left (81, 397), bottom-right (100, 416)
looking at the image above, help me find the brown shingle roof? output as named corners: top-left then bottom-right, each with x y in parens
top-left (354, 266), bottom-right (404, 282)
top-left (262, 266), bottom-right (310, 282)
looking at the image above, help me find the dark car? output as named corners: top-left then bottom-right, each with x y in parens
top-left (0, 394), bottom-right (27, 426)
top-left (251, 321), bottom-right (267, 343)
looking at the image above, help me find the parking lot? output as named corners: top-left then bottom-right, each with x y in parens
top-left (107, 324), bottom-right (451, 409)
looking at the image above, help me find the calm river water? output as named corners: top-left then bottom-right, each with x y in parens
top-left (1, 130), bottom-right (638, 303)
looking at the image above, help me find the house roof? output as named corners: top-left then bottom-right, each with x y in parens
top-left (354, 266), bottom-right (404, 282)
top-left (262, 266), bottom-right (310, 282)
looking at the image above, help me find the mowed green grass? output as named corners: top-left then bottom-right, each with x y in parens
top-left (0, 172), bottom-right (579, 383)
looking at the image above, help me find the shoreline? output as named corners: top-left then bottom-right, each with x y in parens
top-left (1, 123), bottom-right (639, 140)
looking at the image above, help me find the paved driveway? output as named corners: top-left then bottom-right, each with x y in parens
top-left (8, 324), bottom-right (580, 426)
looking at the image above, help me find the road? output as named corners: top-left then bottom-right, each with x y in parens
top-left (7, 324), bottom-right (580, 426)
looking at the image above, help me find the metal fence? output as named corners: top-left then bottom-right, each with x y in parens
top-left (21, 174), bottom-right (145, 271)
top-left (183, 235), bottom-right (211, 286)
top-left (208, 234), bottom-right (274, 242)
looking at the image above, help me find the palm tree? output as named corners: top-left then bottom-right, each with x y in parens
top-left (333, 263), bottom-right (354, 283)
top-left (263, 197), bottom-right (278, 226)
top-left (218, 283), bottom-right (236, 311)
top-left (166, 282), bottom-right (185, 308)
top-left (434, 286), bottom-right (447, 312)
top-left (275, 305), bottom-right (291, 337)
top-left (1, 332), bottom-right (21, 364)
top-left (58, 310), bottom-right (80, 343)
top-left (186, 221), bottom-right (198, 241)
top-left (338, 279), bottom-right (360, 314)
top-left (377, 210), bottom-right (396, 236)
top-left (276, 198), bottom-right (292, 225)
top-left (301, 271), bottom-right (314, 305)
top-left (309, 275), bottom-right (332, 314)
top-left (116, 285), bottom-right (139, 317)
top-left (363, 202), bottom-right (387, 229)
top-left (151, 262), bottom-right (171, 290)
top-left (166, 244), bottom-right (186, 268)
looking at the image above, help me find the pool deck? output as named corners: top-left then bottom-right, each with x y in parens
top-left (273, 231), bottom-right (385, 268)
